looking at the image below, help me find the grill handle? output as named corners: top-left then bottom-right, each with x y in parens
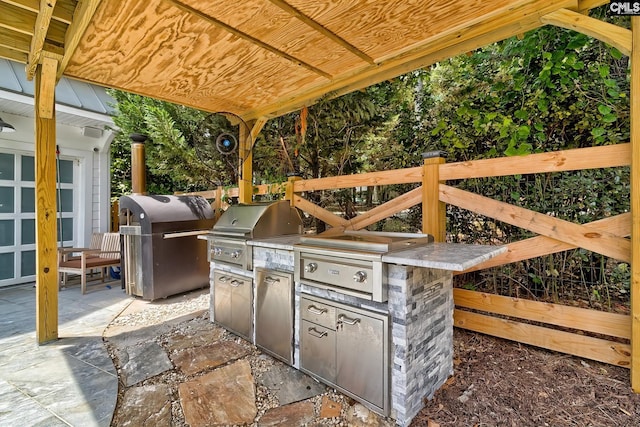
top-left (230, 279), bottom-right (244, 287)
top-left (307, 327), bottom-right (328, 338)
top-left (338, 314), bottom-right (361, 326)
top-left (306, 305), bottom-right (327, 315)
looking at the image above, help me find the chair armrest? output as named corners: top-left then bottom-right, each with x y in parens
top-left (58, 247), bottom-right (92, 254)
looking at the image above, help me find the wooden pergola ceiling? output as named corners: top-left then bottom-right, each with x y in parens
top-left (0, 0), bottom-right (611, 120)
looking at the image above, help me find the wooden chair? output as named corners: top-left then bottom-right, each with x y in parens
top-left (59, 232), bottom-right (121, 294)
top-left (58, 232), bottom-right (105, 288)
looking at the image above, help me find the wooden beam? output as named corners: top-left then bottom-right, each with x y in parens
top-left (35, 59), bottom-right (58, 344)
top-left (440, 184), bottom-right (631, 262)
top-left (0, 46), bottom-right (28, 63)
top-left (440, 143), bottom-right (631, 180)
top-left (454, 288), bottom-right (631, 339)
top-left (577, 0), bottom-right (609, 12)
top-left (0, 1), bottom-right (37, 36)
top-left (4, 0), bottom-right (75, 24)
top-left (57, 0), bottom-right (101, 79)
top-left (630, 15), bottom-right (640, 393)
top-left (294, 166), bottom-right (423, 192)
top-left (454, 309), bottom-right (631, 367)
top-left (0, 27), bottom-right (31, 53)
top-left (26, 0), bottom-right (57, 80)
top-left (242, 0), bottom-right (579, 120)
top-left (463, 213), bottom-right (631, 273)
top-left (422, 154), bottom-right (446, 241)
top-left (37, 55), bottom-right (57, 118)
top-left (541, 9), bottom-right (632, 56)
top-left (292, 195), bottom-right (349, 229)
top-left (163, 0), bottom-right (331, 78)
top-left (266, 0), bottom-right (374, 65)
top-left (346, 186), bottom-right (423, 231)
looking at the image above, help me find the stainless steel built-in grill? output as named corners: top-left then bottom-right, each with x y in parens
top-left (294, 231), bottom-right (433, 302)
top-left (209, 200), bottom-right (303, 270)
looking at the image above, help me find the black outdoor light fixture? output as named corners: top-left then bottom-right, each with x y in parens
top-left (0, 116), bottom-right (16, 133)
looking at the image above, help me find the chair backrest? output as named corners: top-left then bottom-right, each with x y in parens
top-left (99, 232), bottom-right (121, 259)
top-left (89, 232), bottom-right (104, 250)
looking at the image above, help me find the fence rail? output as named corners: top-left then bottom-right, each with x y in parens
top-left (179, 142), bottom-right (632, 368)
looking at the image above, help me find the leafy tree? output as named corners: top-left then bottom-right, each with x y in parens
top-left (108, 91), bottom-right (247, 197)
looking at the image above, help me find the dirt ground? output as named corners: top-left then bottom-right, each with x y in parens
top-left (411, 329), bottom-right (640, 427)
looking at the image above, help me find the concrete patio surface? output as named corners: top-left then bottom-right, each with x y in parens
top-left (0, 280), bottom-right (395, 426)
top-left (0, 281), bottom-right (132, 427)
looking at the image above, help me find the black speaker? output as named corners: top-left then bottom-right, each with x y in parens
top-left (215, 133), bottom-right (237, 155)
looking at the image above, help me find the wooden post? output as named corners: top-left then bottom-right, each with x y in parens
top-left (631, 16), bottom-right (640, 393)
top-left (238, 120), bottom-right (255, 204)
top-left (285, 175), bottom-right (301, 207)
top-left (422, 151), bottom-right (447, 242)
top-left (238, 118), bottom-right (267, 204)
top-left (35, 57), bottom-right (59, 344)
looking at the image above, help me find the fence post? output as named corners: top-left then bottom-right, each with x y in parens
top-left (213, 187), bottom-right (223, 220)
top-left (422, 151), bottom-right (447, 242)
top-left (630, 16), bottom-right (640, 393)
top-left (285, 174), bottom-right (301, 207)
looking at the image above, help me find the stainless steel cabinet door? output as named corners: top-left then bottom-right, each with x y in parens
top-left (213, 271), bottom-right (233, 329)
top-left (213, 271), bottom-right (252, 340)
top-left (336, 308), bottom-right (385, 409)
top-left (301, 319), bottom-right (336, 383)
top-left (255, 269), bottom-right (293, 364)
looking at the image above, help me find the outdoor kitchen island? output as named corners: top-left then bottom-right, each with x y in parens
top-left (208, 232), bottom-right (505, 427)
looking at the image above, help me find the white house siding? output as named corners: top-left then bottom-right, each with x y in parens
top-left (0, 112), bottom-right (114, 287)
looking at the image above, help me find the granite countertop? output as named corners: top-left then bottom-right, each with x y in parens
top-left (248, 235), bottom-right (303, 250)
top-left (382, 243), bottom-right (506, 271)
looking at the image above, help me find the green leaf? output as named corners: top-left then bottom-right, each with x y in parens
top-left (609, 47), bottom-right (623, 60)
top-left (514, 109), bottom-right (528, 120)
top-left (517, 125), bottom-right (530, 139)
top-left (602, 114), bottom-right (617, 123)
top-left (537, 98), bottom-right (549, 112)
top-left (591, 127), bottom-right (606, 137)
top-left (597, 104), bottom-right (612, 115)
top-left (598, 65), bottom-right (610, 78)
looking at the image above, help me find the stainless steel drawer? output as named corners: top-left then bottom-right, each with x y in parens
top-left (301, 297), bottom-right (336, 329)
top-left (300, 320), bottom-right (336, 384)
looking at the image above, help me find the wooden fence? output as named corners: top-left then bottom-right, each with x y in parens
top-left (180, 143), bottom-right (632, 368)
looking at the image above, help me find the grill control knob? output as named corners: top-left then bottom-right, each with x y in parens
top-left (230, 250), bottom-right (241, 259)
top-left (304, 262), bottom-right (318, 273)
top-left (353, 271), bottom-right (367, 283)
top-left (213, 247), bottom-right (222, 256)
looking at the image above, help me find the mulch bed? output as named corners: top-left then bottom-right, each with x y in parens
top-left (411, 329), bottom-right (640, 427)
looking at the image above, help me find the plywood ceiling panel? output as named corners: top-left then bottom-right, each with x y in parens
top-left (0, 0), bottom-right (607, 120)
top-left (64, 0), bottom-right (323, 113)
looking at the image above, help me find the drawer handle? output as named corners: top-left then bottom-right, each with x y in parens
top-left (230, 279), bottom-right (244, 287)
top-left (338, 314), bottom-right (360, 326)
top-left (265, 276), bottom-right (280, 284)
top-left (218, 276), bottom-right (229, 283)
top-left (308, 327), bottom-right (328, 338)
top-left (307, 305), bottom-right (327, 315)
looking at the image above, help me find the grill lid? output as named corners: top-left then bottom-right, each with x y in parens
top-left (119, 194), bottom-right (215, 234)
top-left (298, 230), bottom-right (433, 253)
top-left (212, 200), bottom-right (303, 239)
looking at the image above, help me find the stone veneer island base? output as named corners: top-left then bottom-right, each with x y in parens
top-left (206, 237), bottom-right (505, 427)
